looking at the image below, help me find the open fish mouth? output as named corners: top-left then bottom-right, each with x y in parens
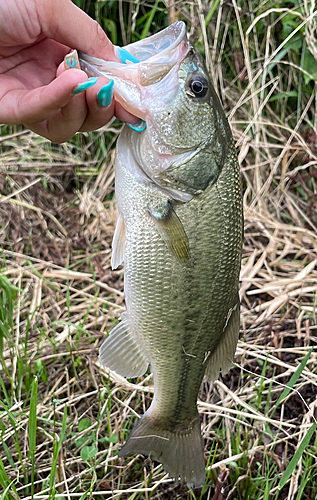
top-left (78, 21), bottom-right (190, 118)
top-left (116, 21), bottom-right (188, 73)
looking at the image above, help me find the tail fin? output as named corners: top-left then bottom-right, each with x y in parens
top-left (119, 408), bottom-right (206, 488)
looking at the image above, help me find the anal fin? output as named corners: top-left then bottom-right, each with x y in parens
top-left (99, 313), bottom-right (148, 378)
top-left (111, 213), bottom-right (125, 270)
top-left (205, 298), bottom-right (240, 381)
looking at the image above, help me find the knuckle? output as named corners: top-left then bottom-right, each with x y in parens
top-left (94, 20), bottom-right (107, 43)
top-left (88, 21), bottom-right (112, 57)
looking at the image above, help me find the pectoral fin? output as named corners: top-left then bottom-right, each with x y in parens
top-left (205, 298), bottom-right (240, 381)
top-left (148, 201), bottom-right (189, 263)
top-left (111, 213), bottom-right (125, 270)
top-left (99, 313), bottom-right (149, 378)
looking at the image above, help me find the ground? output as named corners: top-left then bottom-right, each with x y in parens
top-left (1, 1), bottom-right (317, 499)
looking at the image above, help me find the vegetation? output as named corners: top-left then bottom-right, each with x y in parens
top-left (1, 0), bottom-right (317, 498)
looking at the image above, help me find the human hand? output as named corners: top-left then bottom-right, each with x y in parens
top-left (0, 0), bottom-right (138, 142)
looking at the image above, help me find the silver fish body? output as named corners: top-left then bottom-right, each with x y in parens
top-left (80, 22), bottom-right (243, 487)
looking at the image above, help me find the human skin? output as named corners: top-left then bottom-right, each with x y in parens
top-left (0, 0), bottom-right (138, 142)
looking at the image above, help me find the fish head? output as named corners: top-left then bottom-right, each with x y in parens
top-left (79, 22), bottom-right (232, 197)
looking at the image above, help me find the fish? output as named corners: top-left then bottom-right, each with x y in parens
top-left (79, 21), bottom-right (243, 488)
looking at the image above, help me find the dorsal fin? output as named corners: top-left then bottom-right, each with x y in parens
top-left (205, 298), bottom-right (240, 381)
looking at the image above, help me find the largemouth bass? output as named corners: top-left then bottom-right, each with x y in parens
top-left (80, 22), bottom-right (243, 488)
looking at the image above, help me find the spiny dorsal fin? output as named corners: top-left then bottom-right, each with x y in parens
top-left (99, 313), bottom-right (149, 378)
top-left (148, 200), bottom-right (189, 263)
top-left (111, 213), bottom-right (125, 270)
top-left (204, 298), bottom-right (240, 381)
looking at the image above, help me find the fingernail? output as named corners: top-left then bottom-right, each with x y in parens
top-left (73, 77), bottom-right (98, 95)
top-left (116, 47), bottom-right (140, 64)
top-left (64, 49), bottom-right (80, 70)
top-left (127, 120), bottom-right (146, 132)
top-left (97, 79), bottom-right (114, 107)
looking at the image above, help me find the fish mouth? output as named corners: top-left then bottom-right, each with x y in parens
top-left (79, 21), bottom-right (190, 118)
top-left (120, 21), bottom-right (188, 68)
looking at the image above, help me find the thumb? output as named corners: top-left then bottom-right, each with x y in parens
top-left (37, 0), bottom-right (117, 61)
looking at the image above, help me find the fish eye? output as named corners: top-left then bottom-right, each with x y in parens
top-left (188, 76), bottom-right (208, 98)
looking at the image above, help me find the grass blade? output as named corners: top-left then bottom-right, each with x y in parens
top-left (278, 421), bottom-right (317, 490)
top-left (29, 376), bottom-right (38, 456)
top-left (271, 348), bottom-right (313, 415)
top-left (49, 405), bottom-right (68, 496)
top-left (29, 376), bottom-right (38, 499)
top-left (0, 481), bottom-right (15, 500)
top-left (140, 1), bottom-right (159, 39)
top-left (205, 0), bottom-right (221, 26)
top-left (0, 457), bottom-right (19, 500)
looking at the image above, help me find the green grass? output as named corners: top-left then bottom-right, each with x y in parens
top-left (1, 0), bottom-right (317, 498)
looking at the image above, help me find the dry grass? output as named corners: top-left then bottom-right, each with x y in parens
top-left (1, 1), bottom-right (317, 499)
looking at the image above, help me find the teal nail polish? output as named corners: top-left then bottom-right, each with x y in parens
top-left (73, 77), bottom-right (98, 95)
top-left (127, 120), bottom-right (146, 132)
top-left (97, 79), bottom-right (114, 107)
top-left (66, 57), bottom-right (77, 68)
top-left (117, 47), bottom-right (140, 64)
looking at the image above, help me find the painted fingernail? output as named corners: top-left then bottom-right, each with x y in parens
top-left (97, 79), bottom-right (114, 107)
top-left (117, 47), bottom-right (140, 64)
top-left (64, 49), bottom-right (80, 70)
top-left (127, 120), bottom-right (146, 132)
top-left (73, 77), bottom-right (98, 95)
